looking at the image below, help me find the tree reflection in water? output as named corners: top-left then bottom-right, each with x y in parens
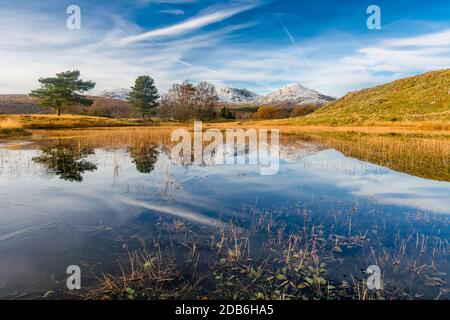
top-left (128, 144), bottom-right (159, 174)
top-left (33, 143), bottom-right (97, 182)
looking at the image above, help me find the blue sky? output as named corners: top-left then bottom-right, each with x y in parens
top-left (1, 0), bottom-right (450, 96)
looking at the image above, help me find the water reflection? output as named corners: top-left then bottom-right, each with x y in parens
top-left (128, 144), bottom-right (159, 174)
top-left (32, 142), bottom-right (97, 182)
top-left (0, 133), bottom-right (448, 299)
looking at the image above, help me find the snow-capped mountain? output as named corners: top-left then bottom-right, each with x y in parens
top-left (256, 83), bottom-right (334, 106)
top-left (96, 83), bottom-right (334, 106)
top-left (217, 87), bottom-right (260, 103)
top-left (98, 88), bottom-right (130, 100)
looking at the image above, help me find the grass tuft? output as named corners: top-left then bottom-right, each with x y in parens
top-left (0, 118), bottom-right (31, 138)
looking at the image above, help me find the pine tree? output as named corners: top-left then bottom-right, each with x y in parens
top-left (128, 76), bottom-right (160, 119)
top-left (30, 70), bottom-right (95, 116)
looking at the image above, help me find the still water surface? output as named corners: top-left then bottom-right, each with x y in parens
top-left (0, 135), bottom-right (448, 299)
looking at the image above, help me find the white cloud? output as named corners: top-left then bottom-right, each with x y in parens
top-left (384, 29), bottom-right (450, 47)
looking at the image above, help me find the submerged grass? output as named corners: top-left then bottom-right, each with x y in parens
top-left (78, 199), bottom-right (449, 300)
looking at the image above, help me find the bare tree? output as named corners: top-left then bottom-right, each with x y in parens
top-left (158, 81), bottom-right (219, 121)
top-left (168, 81), bottom-right (196, 121)
top-left (194, 82), bottom-right (218, 120)
top-left (156, 93), bottom-right (172, 119)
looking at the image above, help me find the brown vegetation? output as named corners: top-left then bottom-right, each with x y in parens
top-left (252, 106), bottom-right (289, 120)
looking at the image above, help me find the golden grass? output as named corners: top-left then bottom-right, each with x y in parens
top-left (0, 118), bottom-right (22, 129)
top-left (224, 118), bottom-right (450, 132)
top-left (0, 117), bottom-right (31, 138)
top-left (0, 114), bottom-right (181, 130)
top-left (289, 131), bottom-right (450, 181)
top-left (1, 114), bottom-right (449, 132)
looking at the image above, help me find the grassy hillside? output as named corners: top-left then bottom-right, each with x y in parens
top-left (298, 69), bottom-right (450, 125)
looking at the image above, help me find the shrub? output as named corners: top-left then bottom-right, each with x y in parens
top-left (219, 107), bottom-right (235, 119)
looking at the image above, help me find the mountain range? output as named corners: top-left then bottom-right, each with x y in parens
top-left (97, 83), bottom-right (334, 106)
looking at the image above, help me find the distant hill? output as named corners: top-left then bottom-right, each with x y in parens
top-left (0, 94), bottom-right (133, 118)
top-left (0, 94), bottom-right (49, 114)
top-left (300, 69), bottom-right (450, 125)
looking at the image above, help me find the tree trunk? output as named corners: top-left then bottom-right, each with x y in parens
top-left (57, 108), bottom-right (61, 116)
top-left (141, 113), bottom-right (144, 119)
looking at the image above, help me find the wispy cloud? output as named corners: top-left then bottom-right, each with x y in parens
top-left (159, 9), bottom-right (185, 15)
top-left (278, 17), bottom-right (296, 45)
top-left (115, 2), bottom-right (260, 45)
top-left (144, 0), bottom-right (196, 3)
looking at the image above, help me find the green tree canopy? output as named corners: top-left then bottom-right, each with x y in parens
top-left (30, 70), bottom-right (95, 116)
top-left (128, 76), bottom-right (160, 119)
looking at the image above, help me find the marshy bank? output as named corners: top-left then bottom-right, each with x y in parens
top-left (287, 131), bottom-right (450, 182)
